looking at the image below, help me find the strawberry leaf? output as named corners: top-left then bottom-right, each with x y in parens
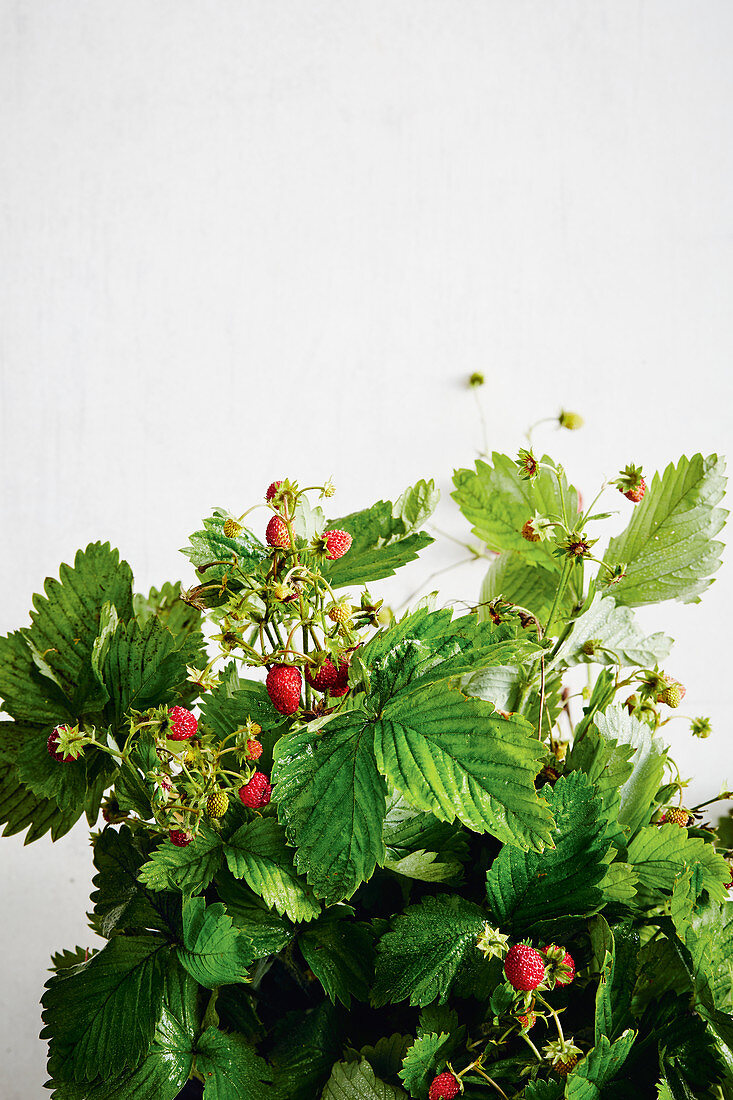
top-left (138, 824), bottom-right (225, 895)
top-left (321, 480), bottom-right (438, 589)
top-left (223, 816), bottom-right (320, 922)
top-left (603, 454), bottom-right (727, 606)
top-left (42, 934), bottom-right (170, 1082)
top-left (373, 894), bottom-right (487, 1007)
top-left (272, 713), bottom-right (388, 904)
top-left (321, 1057), bottom-right (408, 1099)
top-left (485, 772), bottom-right (612, 937)
top-left (299, 909), bottom-right (374, 1006)
top-left (196, 1026), bottom-right (272, 1098)
top-left (176, 896), bottom-right (254, 987)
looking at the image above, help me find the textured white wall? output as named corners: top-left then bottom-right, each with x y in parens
top-left (1, 2), bottom-right (732, 1095)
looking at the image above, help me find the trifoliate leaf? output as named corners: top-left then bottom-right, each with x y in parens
top-left (603, 454), bottom-right (727, 606)
top-left (196, 1026), bottom-right (272, 1098)
top-left (485, 772), bottom-right (612, 937)
top-left (374, 680), bottom-right (553, 852)
top-left (555, 593), bottom-right (672, 668)
top-left (627, 824), bottom-right (731, 907)
top-left (24, 542), bottom-right (134, 716)
top-left (223, 816), bottom-right (320, 922)
top-left (321, 481), bottom-right (438, 589)
top-left (452, 454), bottom-right (579, 573)
top-left (398, 1032), bottom-right (452, 1099)
top-left (594, 706), bottom-right (667, 837)
top-left (176, 896), bottom-right (253, 987)
top-left (182, 512), bottom-right (269, 584)
top-left (42, 934), bottom-right (170, 1082)
top-left (138, 824), bottom-right (224, 895)
top-left (273, 713), bottom-right (387, 904)
top-left (91, 825), bottom-right (180, 937)
top-left (479, 551), bottom-right (575, 624)
top-left (321, 1057), bottom-right (408, 1099)
top-left (269, 1002), bottom-right (344, 1100)
top-left (299, 909), bottom-right (374, 1006)
top-left (564, 1030), bottom-right (636, 1099)
top-left (373, 894), bottom-right (486, 1007)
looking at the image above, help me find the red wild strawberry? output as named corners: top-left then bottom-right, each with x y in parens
top-left (239, 771), bottom-right (272, 809)
top-left (47, 726), bottom-right (74, 763)
top-left (428, 1072), bottom-right (461, 1100)
top-left (521, 519), bottom-right (540, 543)
top-left (623, 478), bottom-right (646, 503)
top-left (518, 1012), bottom-right (537, 1030)
top-left (504, 944), bottom-right (546, 991)
top-left (265, 480), bottom-right (283, 501)
top-left (167, 706), bottom-right (198, 741)
top-left (246, 739), bottom-right (263, 761)
top-left (330, 658), bottom-right (351, 697)
top-left (305, 657), bottom-right (339, 693)
top-left (322, 529), bottom-right (352, 560)
top-left (266, 515), bottom-right (291, 550)
top-left (266, 665), bottom-right (302, 715)
top-left (169, 829), bottom-right (193, 847)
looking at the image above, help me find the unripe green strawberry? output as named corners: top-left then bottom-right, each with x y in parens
top-left (223, 517), bottom-right (242, 538)
top-left (657, 677), bottom-right (685, 708)
top-left (206, 791), bottom-right (230, 818)
top-left (661, 807), bottom-right (691, 827)
top-left (559, 410), bottom-right (583, 430)
top-left (328, 602), bottom-right (352, 624)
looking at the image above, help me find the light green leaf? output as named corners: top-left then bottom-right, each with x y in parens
top-left (321, 1057), bottom-right (407, 1099)
top-left (138, 824), bottom-right (224, 895)
top-left (594, 706), bottom-right (667, 837)
top-left (603, 454), bottom-right (727, 606)
top-left (182, 511), bottom-right (269, 584)
top-left (485, 773), bottom-right (612, 937)
top-left (177, 896), bottom-right (253, 987)
top-left (627, 824), bottom-right (731, 906)
top-left (273, 714), bottom-right (387, 904)
top-left (452, 454), bottom-right (579, 571)
top-left (321, 481), bottom-right (438, 589)
top-left (42, 935), bottom-right (169, 1082)
top-left (373, 894), bottom-right (487, 1007)
top-left (299, 909), bottom-right (374, 1006)
top-left (133, 580), bottom-right (204, 642)
top-left (196, 1027), bottom-right (272, 1098)
top-left (479, 551), bottom-right (575, 624)
top-left (374, 680), bottom-right (553, 851)
top-left (555, 593), bottom-right (672, 668)
top-left (224, 816), bottom-right (320, 922)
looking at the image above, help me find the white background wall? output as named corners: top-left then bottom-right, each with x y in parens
top-left (1, 2), bottom-right (732, 1095)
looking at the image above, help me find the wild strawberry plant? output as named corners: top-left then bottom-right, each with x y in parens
top-left (1, 448), bottom-right (732, 1099)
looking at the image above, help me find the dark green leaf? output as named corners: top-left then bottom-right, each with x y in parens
top-left (321, 1058), bottom-right (407, 1099)
top-left (42, 934), bottom-right (169, 1082)
top-left (485, 772), bottom-right (611, 937)
top-left (177, 896), bottom-right (254, 987)
top-left (299, 909), bottom-right (374, 1005)
top-left (269, 1002), bottom-right (344, 1100)
top-left (273, 713), bottom-right (387, 904)
top-left (373, 894), bottom-right (486, 1007)
top-left (196, 1026), bottom-right (272, 1098)
top-left (138, 824), bottom-right (224, 895)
